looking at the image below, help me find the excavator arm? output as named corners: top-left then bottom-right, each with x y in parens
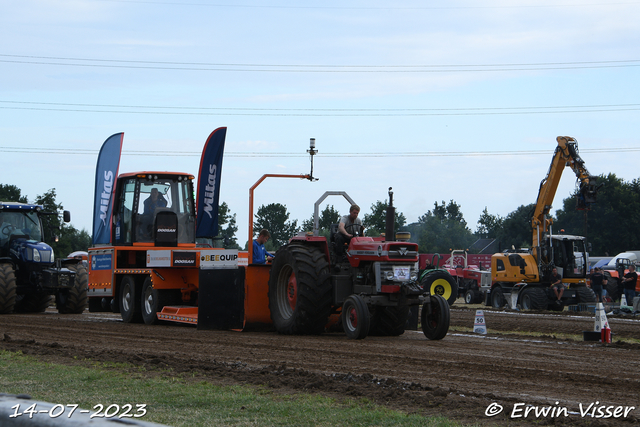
top-left (531, 136), bottom-right (599, 249)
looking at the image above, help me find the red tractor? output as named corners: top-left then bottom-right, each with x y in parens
top-left (267, 188), bottom-right (450, 340)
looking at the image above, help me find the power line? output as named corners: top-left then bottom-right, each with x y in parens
top-left (1, 146), bottom-right (639, 158)
top-left (95, 0), bottom-right (640, 10)
top-left (1, 54), bottom-right (639, 73)
top-left (1, 101), bottom-right (639, 117)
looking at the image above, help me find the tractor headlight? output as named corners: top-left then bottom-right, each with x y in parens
top-left (385, 270), bottom-right (395, 280)
top-left (32, 248), bottom-right (41, 262)
top-left (50, 249), bottom-right (55, 262)
top-left (410, 271), bottom-right (418, 281)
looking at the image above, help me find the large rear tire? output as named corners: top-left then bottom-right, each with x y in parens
top-left (268, 244), bottom-right (332, 335)
top-left (421, 295), bottom-right (450, 340)
top-left (0, 263), bottom-right (17, 314)
top-left (420, 270), bottom-right (458, 306)
top-left (368, 305), bottom-right (409, 336)
top-left (57, 263), bottom-right (88, 314)
top-left (120, 275), bottom-right (143, 323)
top-left (342, 295), bottom-right (370, 340)
top-left (520, 286), bottom-right (548, 310)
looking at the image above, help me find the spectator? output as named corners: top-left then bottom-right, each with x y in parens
top-left (621, 265), bottom-right (637, 306)
top-left (549, 267), bottom-right (564, 302)
top-left (252, 229), bottom-right (274, 264)
top-left (590, 267), bottom-right (607, 303)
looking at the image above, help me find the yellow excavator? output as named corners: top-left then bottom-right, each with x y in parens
top-left (487, 136), bottom-right (600, 310)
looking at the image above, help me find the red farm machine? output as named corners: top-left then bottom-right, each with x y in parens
top-left (87, 133), bottom-right (450, 340)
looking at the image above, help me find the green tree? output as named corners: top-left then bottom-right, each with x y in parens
top-left (555, 173), bottom-right (640, 255)
top-left (476, 207), bottom-right (503, 239)
top-left (254, 203), bottom-right (299, 249)
top-left (495, 203), bottom-right (536, 250)
top-left (301, 204), bottom-right (341, 238)
top-left (362, 200), bottom-right (406, 237)
top-left (218, 202), bottom-right (240, 249)
top-left (0, 184), bottom-right (28, 203)
top-left (413, 200), bottom-right (473, 253)
top-left (35, 188), bottom-right (91, 255)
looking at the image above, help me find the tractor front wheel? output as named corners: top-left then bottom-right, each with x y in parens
top-left (268, 244), bottom-right (332, 335)
top-left (342, 295), bottom-right (370, 340)
top-left (421, 295), bottom-right (450, 340)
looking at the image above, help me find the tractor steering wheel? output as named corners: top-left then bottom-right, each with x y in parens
top-left (1, 224), bottom-right (16, 237)
top-left (345, 223), bottom-right (364, 237)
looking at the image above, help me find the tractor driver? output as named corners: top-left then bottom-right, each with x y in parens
top-left (143, 188), bottom-right (167, 215)
top-left (335, 204), bottom-right (363, 260)
top-left (139, 188), bottom-right (167, 240)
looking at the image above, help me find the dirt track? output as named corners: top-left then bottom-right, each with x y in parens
top-left (1, 305), bottom-right (639, 426)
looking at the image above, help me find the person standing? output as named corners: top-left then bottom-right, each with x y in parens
top-left (252, 229), bottom-right (274, 264)
top-left (621, 264), bottom-right (637, 306)
top-left (590, 267), bottom-right (607, 303)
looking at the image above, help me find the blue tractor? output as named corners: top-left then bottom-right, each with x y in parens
top-left (0, 202), bottom-right (87, 314)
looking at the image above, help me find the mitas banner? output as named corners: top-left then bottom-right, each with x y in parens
top-left (92, 132), bottom-right (123, 245)
top-left (196, 127), bottom-right (227, 238)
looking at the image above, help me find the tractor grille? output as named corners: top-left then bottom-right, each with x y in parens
top-left (386, 244), bottom-right (418, 260)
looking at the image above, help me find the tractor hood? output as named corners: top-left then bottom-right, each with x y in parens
top-left (9, 237), bottom-right (54, 264)
top-left (347, 237), bottom-right (419, 266)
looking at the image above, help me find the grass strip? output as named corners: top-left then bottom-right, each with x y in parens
top-left (0, 350), bottom-right (464, 427)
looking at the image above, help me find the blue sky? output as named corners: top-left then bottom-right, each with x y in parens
top-left (1, 0), bottom-right (639, 248)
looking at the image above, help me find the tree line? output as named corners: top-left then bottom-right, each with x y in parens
top-left (3, 173), bottom-right (636, 256)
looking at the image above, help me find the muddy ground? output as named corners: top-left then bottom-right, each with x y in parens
top-left (1, 303), bottom-right (639, 426)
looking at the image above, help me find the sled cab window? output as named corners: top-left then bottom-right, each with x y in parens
top-left (496, 259), bottom-right (505, 271)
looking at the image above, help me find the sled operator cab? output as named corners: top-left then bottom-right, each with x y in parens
top-left (111, 172), bottom-right (196, 246)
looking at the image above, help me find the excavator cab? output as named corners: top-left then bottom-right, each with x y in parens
top-left (112, 172), bottom-right (196, 246)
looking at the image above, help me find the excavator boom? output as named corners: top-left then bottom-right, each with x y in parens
top-left (531, 136), bottom-right (599, 249)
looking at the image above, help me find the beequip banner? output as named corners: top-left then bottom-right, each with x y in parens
top-left (196, 127), bottom-right (227, 238)
top-left (92, 133), bottom-right (123, 245)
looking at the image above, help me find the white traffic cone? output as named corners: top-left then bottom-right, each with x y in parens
top-left (473, 309), bottom-right (487, 334)
top-left (594, 303), bottom-right (609, 332)
top-left (620, 293), bottom-right (628, 307)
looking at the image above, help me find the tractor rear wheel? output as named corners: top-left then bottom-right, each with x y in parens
top-left (0, 263), bottom-right (17, 314)
top-left (342, 295), bottom-right (370, 340)
top-left (120, 275), bottom-right (143, 323)
top-left (57, 263), bottom-right (88, 314)
top-left (421, 295), bottom-right (450, 340)
top-left (520, 286), bottom-right (548, 310)
top-left (368, 305), bottom-right (409, 336)
top-left (420, 270), bottom-right (458, 306)
top-left (268, 244), bottom-right (332, 335)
